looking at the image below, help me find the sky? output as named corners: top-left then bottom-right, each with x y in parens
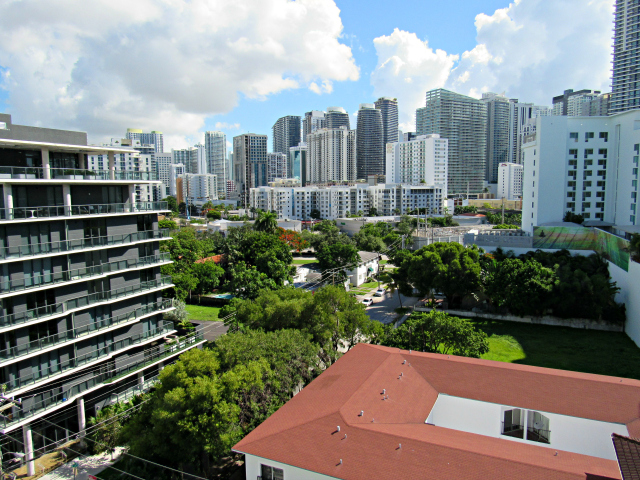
top-left (0, 0), bottom-right (615, 152)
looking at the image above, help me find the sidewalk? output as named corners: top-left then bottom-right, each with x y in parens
top-left (38, 447), bottom-right (125, 480)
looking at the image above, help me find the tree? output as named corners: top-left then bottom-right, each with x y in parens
top-left (88, 398), bottom-right (142, 457)
top-left (396, 215), bottom-right (416, 236)
top-left (207, 210), bottom-right (222, 220)
top-left (162, 196), bottom-right (178, 213)
top-left (202, 201), bottom-right (214, 211)
top-left (227, 261), bottom-right (277, 299)
top-left (163, 299), bottom-right (188, 325)
top-left (158, 219), bottom-right (177, 230)
top-left (353, 232), bottom-right (386, 252)
top-left (383, 310), bottom-right (489, 358)
top-left (631, 234), bottom-right (640, 263)
top-left (316, 243), bottom-right (360, 282)
top-left (192, 260), bottom-right (225, 295)
top-left (310, 209), bottom-right (322, 220)
top-left (254, 210), bottom-right (279, 234)
top-left (563, 211), bottom-right (585, 224)
top-left (368, 207), bottom-right (379, 217)
top-left (394, 242), bottom-right (482, 308)
top-left (170, 270), bottom-right (199, 301)
top-left (279, 229), bottom-right (309, 253)
top-left (357, 210), bottom-right (364, 217)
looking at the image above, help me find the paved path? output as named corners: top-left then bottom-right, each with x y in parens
top-left (39, 447), bottom-right (125, 480)
top-left (190, 321), bottom-right (228, 342)
top-left (354, 289), bottom-right (418, 325)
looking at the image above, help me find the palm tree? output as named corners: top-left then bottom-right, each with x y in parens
top-left (254, 210), bottom-right (279, 234)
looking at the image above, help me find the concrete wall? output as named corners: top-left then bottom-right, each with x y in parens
top-left (426, 394), bottom-right (628, 460)
top-left (243, 453), bottom-right (332, 480)
top-left (0, 113), bottom-right (87, 145)
top-left (609, 259), bottom-right (640, 347)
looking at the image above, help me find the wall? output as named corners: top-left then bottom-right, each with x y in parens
top-left (243, 453), bottom-right (333, 480)
top-left (609, 259), bottom-right (640, 347)
top-left (426, 394), bottom-right (628, 460)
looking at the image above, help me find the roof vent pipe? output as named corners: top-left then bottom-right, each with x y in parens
top-left (359, 410), bottom-right (364, 416)
top-left (337, 426), bottom-right (340, 432)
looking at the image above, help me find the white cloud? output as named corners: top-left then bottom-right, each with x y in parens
top-left (371, 29), bottom-right (458, 132)
top-left (215, 122), bottom-right (241, 130)
top-left (371, 0), bottom-right (614, 131)
top-left (0, 0), bottom-right (359, 145)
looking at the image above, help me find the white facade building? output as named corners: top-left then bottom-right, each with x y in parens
top-left (182, 173), bottom-right (218, 207)
top-left (88, 144), bottom-right (153, 202)
top-left (306, 127), bottom-right (356, 183)
top-left (204, 131), bottom-right (226, 197)
top-left (267, 152), bottom-right (288, 183)
top-left (169, 163), bottom-right (186, 196)
top-left (497, 162), bottom-right (523, 201)
top-left (154, 152), bottom-right (173, 200)
top-left (522, 110), bottom-right (640, 233)
top-left (249, 183), bottom-right (444, 220)
top-left (385, 134), bottom-right (448, 193)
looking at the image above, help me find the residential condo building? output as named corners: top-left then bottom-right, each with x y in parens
top-left (385, 134), bottom-right (448, 193)
top-left (611, 0), bottom-right (640, 114)
top-left (125, 129), bottom-right (163, 153)
top-left (497, 162), bottom-right (523, 201)
top-left (374, 97), bottom-right (399, 148)
top-left (204, 131), bottom-right (227, 198)
top-left (0, 113), bottom-right (204, 473)
top-left (288, 143), bottom-right (308, 185)
top-left (232, 133), bottom-right (268, 207)
top-left (302, 111), bottom-right (326, 142)
top-left (325, 107), bottom-right (350, 130)
top-left (356, 104), bottom-right (384, 180)
top-left (272, 116), bottom-right (301, 156)
top-left (306, 127), bottom-right (356, 184)
top-left (181, 173), bottom-right (218, 208)
top-left (267, 153), bottom-right (287, 183)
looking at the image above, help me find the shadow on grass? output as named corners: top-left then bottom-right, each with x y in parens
top-left (467, 318), bottom-right (640, 380)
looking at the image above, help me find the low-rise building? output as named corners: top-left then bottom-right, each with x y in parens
top-left (497, 162), bottom-right (523, 201)
top-left (346, 251), bottom-right (379, 286)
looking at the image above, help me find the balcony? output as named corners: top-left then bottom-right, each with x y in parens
top-left (0, 229), bottom-right (170, 261)
top-left (0, 253), bottom-right (171, 295)
top-left (2, 324), bottom-right (177, 394)
top-left (0, 299), bottom-right (174, 363)
top-left (0, 330), bottom-right (204, 431)
top-left (0, 167), bottom-right (158, 182)
top-left (0, 276), bottom-right (173, 330)
top-left (0, 202), bottom-right (168, 221)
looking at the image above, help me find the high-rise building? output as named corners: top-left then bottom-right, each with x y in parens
top-left (374, 97), bottom-right (399, 148)
top-left (154, 152), bottom-right (173, 200)
top-left (306, 127), bottom-right (356, 184)
top-left (481, 93), bottom-right (512, 183)
top-left (356, 103), bottom-right (384, 180)
top-left (0, 114), bottom-right (202, 468)
top-left (416, 89), bottom-right (487, 195)
top-left (385, 134), bottom-right (448, 194)
top-left (611, 1), bottom-right (640, 114)
top-left (172, 146), bottom-right (205, 175)
top-left (497, 162), bottom-right (523, 201)
top-left (522, 110), bottom-right (640, 232)
top-left (272, 116), bottom-right (301, 155)
top-left (325, 107), bottom-right (350, 129)
top-left (302, 111), bottom-right (326, 142)
top-left (289, 143), bottom-right (308, 186)
top-left (204, 131), bottom-right (227, 198)
top-left (232, 133), bottom-right (268, 206)
top-left (552, 89), bottom-right (601, 116)
top-left (126, 128), bottom-right (163, 153)
top-left (181, 173), bottom-right (218, 207)
top-left (227, 152), bottom-right (234, 182)
top-left (267, 152), bottom-right (288, 183)
top-left (590, 93), bottom-right (611, 116)
top-left (169, 163), bottom-right (186, 197)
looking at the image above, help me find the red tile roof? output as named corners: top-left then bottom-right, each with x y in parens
top-left (612, 434), bottom-right (640, 480)
top-left (234, 344), bottom-right (640, 480)
top-left (194, 254), bottom-right (224, 264)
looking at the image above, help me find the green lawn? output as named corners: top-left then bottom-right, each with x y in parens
top-left (185, 304), bottom-right (222, 321)
top-left (467, 318), bottom-right (640, 380)
top-left (292, 259), bottom-right (317, 265)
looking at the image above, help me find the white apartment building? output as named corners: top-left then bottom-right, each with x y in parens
top-left (205, 131), bottom-right (227, 197)
top-left (522, 110), bottom-right (640, 233)
top-left (497, 162), bottom-right (523, 201)
top-left (181, 173), bottom-right (218, 208)
top-left (385, 134), bottom-right (448, 193)
top-left (567, 92), bottom-right (602, 117)
top-left (267, 152), bottom-right (288, 183)
top-left (169, 163), bottom-right (186, 196)
top-left (154, 152), bottom-right (173, 200)
top-left (249, 183), bottom-right (444, 220)
top-left (306, 127), bottom-right (356, 183)
top-left (87, 147), bottom-right (153, 202)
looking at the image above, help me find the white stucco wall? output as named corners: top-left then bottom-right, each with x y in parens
top-left (609, 259), bottom-right (640, 347)
top-left (425, 394), bottom-right (627, 460)
top-left (243, 453), bottom-right (337, 480)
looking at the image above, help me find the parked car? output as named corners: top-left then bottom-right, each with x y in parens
top-left (362, 298), bottom-right (373, 307)
top-left (373, 288), bottom-right (385, 297)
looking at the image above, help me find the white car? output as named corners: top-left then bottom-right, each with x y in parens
top-left (373, 288), bottom-right (386, 297)
top-left (362, 298), bottom-right (373, 307)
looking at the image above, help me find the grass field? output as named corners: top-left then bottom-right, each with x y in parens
top-left (185, 304), bottom-right (221, 321)
top-left (292, 259), bottom-right (317, 265)
top-left (467, 318), bottom-right (640, 380)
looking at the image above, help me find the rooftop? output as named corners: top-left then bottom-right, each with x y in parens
top-left (234, 344), bottom-right (640, 480)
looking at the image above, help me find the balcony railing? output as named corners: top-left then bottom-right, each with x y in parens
top-left (0, 202), bottom-right (168, 220)
top-left (501, 421), bottom-right (525, 439)
top-left (0, 330), bottom-right (203, 429)
top-left (0, 167), bottom-right (158, 181)
top-left (1, 324), bottom-right (176, 394)
top-left (0, 299), bottom-right (174, 362)
top-left (0, 276), bottom-right (173, 330)
top-left (0, 253), bottom-right (170, 294)
top-left (526, 426), bottom-right (551, 444)
top-left (0, 229), bottom-right (170, 260)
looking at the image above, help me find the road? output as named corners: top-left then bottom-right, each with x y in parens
top-left (190, 321), bottom-right (229, 342)
top-left (354, 288), bottom-right (418, 325)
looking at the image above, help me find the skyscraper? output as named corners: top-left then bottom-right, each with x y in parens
top-left (289, 143), bottom-right (308, 185)
top-left (205, 131), bottom-right (227, 198)
top-left (272, 116), bottom-right (301, 155)
top-left (302, 111), bottom-right (326, 142)
top-left (126, 128), bottom-right (164, 153)
top-left (306, 127), bottom-right (356, 184)
top-left (551, 89), bottom-right (601, 116)
top-left (356, 103), bottom-right (384, 180)
top-left (481, 93), bottom-right (512, 183)
top-left (416, 89), bottom-right (487, 195)
top-left (374, 97), bottom-right (399, 148)
top-left (611, 0), bottom-right (640, 114)
top-left (267, 152), bottom-right (288, 183)
top-left (232, 133), bottom-right (268, 206)
top-left (326, 107), bottom-right (350, 129)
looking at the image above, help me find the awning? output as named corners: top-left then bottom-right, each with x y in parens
top-left (367, 267), bottom-right (374, 272)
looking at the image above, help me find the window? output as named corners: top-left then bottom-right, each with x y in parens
top-left (502, 409), bottom-right (524, 439)
top-left (570, 132), bottom-right (578, 142)
top-left (599, 132), bottom-right (608, 142)
top-left (0, 122), bottom-right (6, 130)
top-left (598, 148), bottom-right (608, 158)
top-left (527, 411), bottom-right (550, 443)
top-left (585, 132), bottom-right (594, 142)
top-left (569, 149), bottom-right (578, 158)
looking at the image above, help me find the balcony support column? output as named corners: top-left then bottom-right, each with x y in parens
top-left (158, 361), bottom-right (164, 371)
top-left (63, 184), bottom-right (72, 215)
top-left (78, 153), bottom-right (86, 170)
top-left (128, 185), bottom-right (136, 212)
top-left (77, 397), bottom-right (86, 438)
top-left (137, 371), bottom-right (144, 386)
top-left (22, 423), bottom-right (35, 476)
top-left (3, 184), bottom-right (13, 220)
top-left (108, 151), bottom-right (115, 180)
top-left (41, 148), bottom-right (51, 180)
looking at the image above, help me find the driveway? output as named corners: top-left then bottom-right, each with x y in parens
top-left (355, 289), bottom-right (418, 325)
top-left (191, 321), bottom-right (229, 342)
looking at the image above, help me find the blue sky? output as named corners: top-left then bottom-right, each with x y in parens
top-left (0, 0), bottom-right (615, 151)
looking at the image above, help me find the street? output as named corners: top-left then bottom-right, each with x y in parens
top-left (354, 288), bottom-right (418, 325)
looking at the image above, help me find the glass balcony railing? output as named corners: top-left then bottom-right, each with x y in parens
top-left (0, 167), bottom-right (158, 181)
top-left (0, 299), bottom-right (174, 362)
top-left (0, 253), bottom-right (170, 294)
top-left (0, 324), bottom-right (178, 394)
top-left (0, 202), bottom-right (168, 220)
top-left (0, 276), bottom-right (173, 330)
top-left (0, 229), bottom-right (170, 260)
top-left (0, 330), bottom-right (203, 428)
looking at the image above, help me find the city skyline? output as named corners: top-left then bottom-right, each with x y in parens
top-left (0, 0), bottom-right (614, 151)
